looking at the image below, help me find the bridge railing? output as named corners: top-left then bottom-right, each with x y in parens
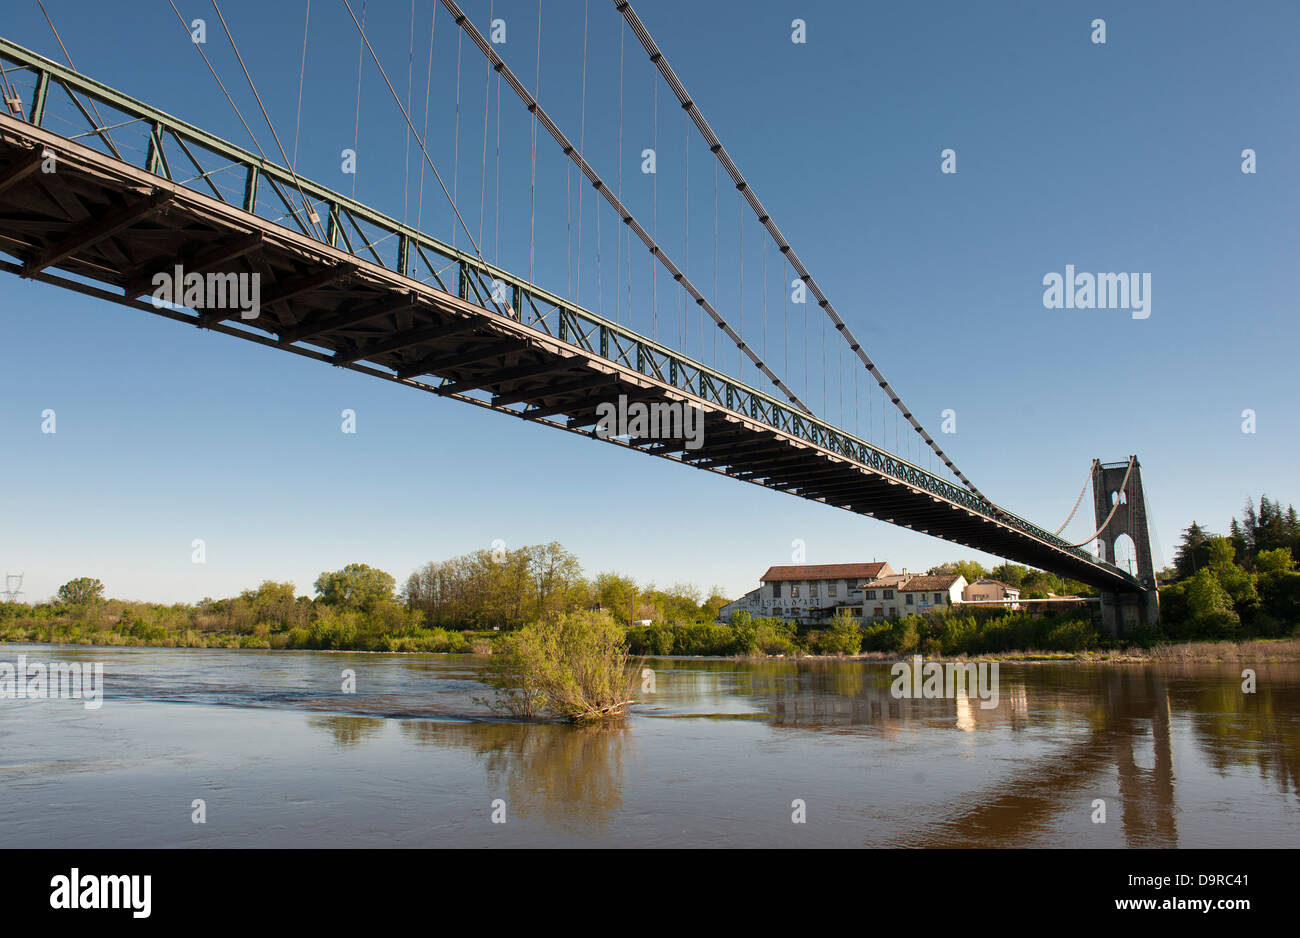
top-left (0, 37), bottom-right (1128, 580)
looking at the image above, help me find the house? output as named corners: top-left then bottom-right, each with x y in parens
top-left (897, 574), bottom-right (967, 614)
top-left (962, 577), bottom-right (1021, 609)
top-left (720, 562), bottom-right (894, 624)
top-left (859, 573), bottom-right (912, 621)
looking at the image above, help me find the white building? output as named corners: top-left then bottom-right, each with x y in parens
top-left (860, 573), bottom-right (912, 620)
top-left (720, 562), bottom-right (894, 624)
top-left (897, 574), bottom-right (967, 615)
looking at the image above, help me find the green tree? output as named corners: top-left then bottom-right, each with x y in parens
top-left (818, 610), bottom-right (863, 656)
top-left (594, 572), bottom-right (639, 626)
top-left (1186, 569), bottom-right (1239, 633)
top-left (989, 564), bottom-right (1028, 589)
top-left (1255, 548), bottom-right (1295, 577)
top-left (1228, 519), bottom-right (1248, 565)
top-left (928, 560), bottom-right (988, 583)
top-left (1173, 522), bottom-right (1216, 581)
top-left (1258, 571), bottom-right (1300, 630)
top-left (57, 577), bottom-right (104, 605)
top-left (314, 564), bottom-right (396, 612)
top-left (700, 587), bottom-right (729, 623)
top-left (729, 610), bottom-right (759, 655)
top-left (1204, 537), bottom-right (1236, 567)
top-left (1020, 570), bottom-right (1063, 597)
top-left (525, 542), bottom-right (584, 620)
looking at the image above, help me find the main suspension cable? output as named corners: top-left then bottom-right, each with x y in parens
top-left (1054, 459), bottom-right (1098, 535)
top-left (1064, 457), bottom-right (1135, 549)
top-left (613, 0), bottom-right (983, 497)
top-left (438, 0), bottom-right (813, 415)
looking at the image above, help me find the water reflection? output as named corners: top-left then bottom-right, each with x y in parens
top-left (310, 715), bottom-right (386, 748)
top-left (639, 658), bottom-right (1299, 846)
top-left (397, 721), bottom-right (629, 831)
top-left (2, 643), bottom-right (1295, 847)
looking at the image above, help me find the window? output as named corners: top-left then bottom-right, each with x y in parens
top-left (828, 583), bottom-right (838, 598)
top-left (865, 590), bottom-right (876, 600)
top-left (773, 607), bottom-right (784, 617)
top-left (792, 586), bottom-right (800, 598)
top-left (772, 582), bottom-right (782, 598)
top-left (905, 594), bottom-right (914, 605)
top-left (935, 593), bottom-right (945, 604)
top-left (809, 584), bottom-right (819, 598)
top-left (883, 590), bottom-right (894, 599)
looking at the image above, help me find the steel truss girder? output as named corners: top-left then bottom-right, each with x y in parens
top-left (279, 289), bottom-right (419, 344)
top-left (333, 315), bottom-right (481, 365)
top-left (436, 357), bottom-right (577, 396)
top-left (124, 230), bottom-right (264, 298)
top-left (22, 188), bottom-right (170, 276)
top-left (493, 370), bottom-right (616, 407)
top-left (396, 337), bottom-right (527, 380)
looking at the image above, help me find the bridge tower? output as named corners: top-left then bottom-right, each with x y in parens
top-left (1091, 457), bottom-right (1159, 634)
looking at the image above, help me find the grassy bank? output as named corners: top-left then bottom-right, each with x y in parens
top-left (0, 596), bottom-right (494, 653)
top-left (4, 596), bottom-right (1296, 662)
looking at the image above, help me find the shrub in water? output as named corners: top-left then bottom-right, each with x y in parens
top-left (485, 610), bottom-right (639, 721)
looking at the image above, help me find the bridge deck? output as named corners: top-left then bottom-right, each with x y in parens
top-left (0, 37), bottom-right (1141, 593)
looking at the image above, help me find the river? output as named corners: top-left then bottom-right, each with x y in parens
top-left (0, 643), bottom-right (1296, 847)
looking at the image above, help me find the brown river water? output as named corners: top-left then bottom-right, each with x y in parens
top-left (0, 644), bottom-right (1296, 847)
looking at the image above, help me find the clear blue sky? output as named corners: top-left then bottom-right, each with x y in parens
top-left (1, 0), bottom-right (1296, 603)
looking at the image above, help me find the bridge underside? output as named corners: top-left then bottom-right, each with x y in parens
top-left (0, 113), bottom-right (1141, 594)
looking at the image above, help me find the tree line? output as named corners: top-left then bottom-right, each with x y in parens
top-left (1159, 496), bottom-right (1300, 638)
top-left (0, 543), bottom-right (729, 651)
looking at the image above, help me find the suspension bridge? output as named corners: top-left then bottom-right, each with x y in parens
top-left (0, 1), bottom-right (1158, 631)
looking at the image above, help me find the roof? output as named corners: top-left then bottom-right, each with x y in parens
top-left (862, 575), bottom-right (909, 588)
top-left (761, 562), bottom-right (890, 583)
top-left (971, 578), bottom-right (1019, 592)
top-left (898, 575), bottom-right (964, 591)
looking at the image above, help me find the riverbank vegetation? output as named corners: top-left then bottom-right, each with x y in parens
top-left (626, 607), bottom-right (1103, 657)
top-left (0, 543), bottom-right (727, 652)
top-left (1155, 496), bottom-right (1300, 640)
top-left (2, 498), bottom-right (1297, 659)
